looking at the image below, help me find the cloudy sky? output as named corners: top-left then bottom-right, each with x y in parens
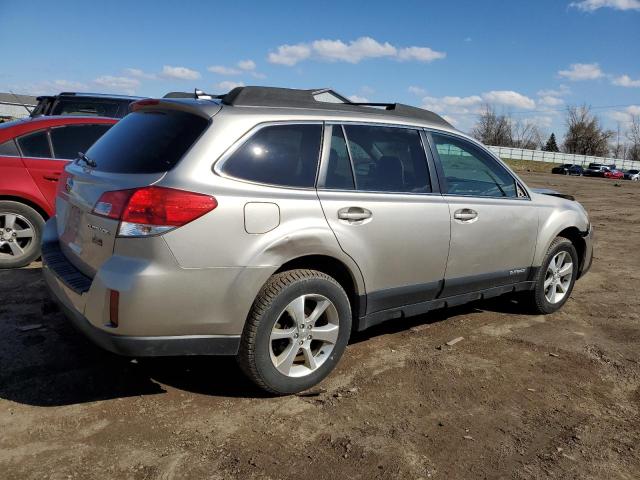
top-left (1, 0), bottom-right (638, 137)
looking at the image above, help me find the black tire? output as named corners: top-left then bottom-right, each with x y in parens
top-left (0, 201), bottom-right (45, 269)
top-left (524, 237), bottom-right (578, 314)
top-left (237, 269), bottom-right (352, 395)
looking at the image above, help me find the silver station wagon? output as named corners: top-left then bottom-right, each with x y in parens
top-left (42, 87), bottom-right (593, 394)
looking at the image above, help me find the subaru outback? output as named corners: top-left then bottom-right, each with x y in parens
top-left (42, 87), bottom-right (593, 394)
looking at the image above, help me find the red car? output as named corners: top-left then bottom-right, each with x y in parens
top-left (0, 116), bottom-right (117, 268)
top-left (604, 168), bottom-right (625, 180)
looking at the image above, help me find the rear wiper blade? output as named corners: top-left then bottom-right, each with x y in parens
top-left (76, 151), bottom-right (97, 168)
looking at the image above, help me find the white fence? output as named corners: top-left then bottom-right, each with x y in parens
top-left (489, 146), bottom-right (640, 171)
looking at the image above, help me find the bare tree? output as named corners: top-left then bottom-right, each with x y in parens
top-left (512, 119), bottom-right (543, 150)
top-left (627, 115), bottom-right (640, 162)
top-left (472, 104), bottom-right (512, 146)
top-left (563, 105), bottom-right (614, 157)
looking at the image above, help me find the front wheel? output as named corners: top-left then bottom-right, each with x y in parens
top-left (524, 237), bottom-right (578, 314)
top-left (0, 201), bottom-right (45, 269)
top-left (238, 269), bottom-right (352, 395)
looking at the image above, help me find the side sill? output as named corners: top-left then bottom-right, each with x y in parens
top-left (355, 281), bottom-right (535, 332)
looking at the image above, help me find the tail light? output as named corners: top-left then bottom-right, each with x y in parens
top-left (92, 186), bottom-right (217, 237)
top-left (109, 290), bottom-right (119, 327)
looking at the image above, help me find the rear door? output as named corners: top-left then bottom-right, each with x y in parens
top-left (428, 132), bottom-right (538, 296)
top-left (317, 123), bottom-right (450, 314)
top-left (16, 129), bottom-right (62, 211)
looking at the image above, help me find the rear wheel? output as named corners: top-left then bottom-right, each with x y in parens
top-left (525, 237), bottom-right (578, 314)
top-left (238, 269), bottom-right (352, 395)
top-left (0, 201), bottom-right (44, 269)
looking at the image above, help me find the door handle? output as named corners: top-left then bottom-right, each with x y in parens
top-left (453, 208), bottom-right (478, 222)
top-left (43, 175), bottom-right (59, 182)
top-left (338, 207), bottom-right (372, 222)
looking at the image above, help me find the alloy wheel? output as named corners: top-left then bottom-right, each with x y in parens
top-left (544, 251), bottom-right (573, 304)
top-left (0, 213), bottom-right (35, 261)
top-left (269, 294), bottom-right (340, 377)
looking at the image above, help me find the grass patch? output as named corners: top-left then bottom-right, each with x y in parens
top-left (500, 158), bottom-right (556, 173)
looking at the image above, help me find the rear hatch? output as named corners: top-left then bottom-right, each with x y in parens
top-left (55, 105), bottom-right (213, 277)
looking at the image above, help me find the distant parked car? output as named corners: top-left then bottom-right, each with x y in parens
top-left (583, 163), bottom-right (608, 177)
top-left (552, 164), bottom-right (583, 176)
top-left (624, 169), bottom-right (640, 181)
top-left (0, 115), bottom-right (117, 268)
top-left (30, 92), bottom-right (141, 119)
top-left (604, 168), bottom-right (625, 180)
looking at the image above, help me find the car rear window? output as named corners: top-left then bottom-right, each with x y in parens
top-left (86, 110), bottom-right (209, 173)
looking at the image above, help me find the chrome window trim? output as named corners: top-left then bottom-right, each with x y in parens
top-left (425, 128), bottom-right (532, 202)
top-left (213, 120), bottom-right (324, 191)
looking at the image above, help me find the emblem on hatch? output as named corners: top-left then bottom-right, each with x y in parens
top-left (64, 177), bottom-right (74, 194)
top-left (87, 224), bottom-right (111, 235)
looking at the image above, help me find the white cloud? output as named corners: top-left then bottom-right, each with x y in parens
top-left (237, 59), bottom-right (256, 71)
top-left (348, 95), bottom-right (369, 103)
top-left (538, 95), bottom-right (565, 106)
top-left (481, 90), bottom-right (536, 109)
top-left (397, 46), bottom-right (446, 62)
top-left (558, 63), bottom-right (604, 81)
top-left (608, 105), bottom-right (640, 123)
top-left (570, 0), bottom-right (640, 11)
top-left (268, 44), bottom-right (312, 65)
top-left (612, 74), bottom-right (640, 87)
top-left (93, 75), bottom-right (140, 94)
top-left (207, 65), bottom-right (241, 75)
top-left (268, 37), bottom-right (445, 66)
top-left (124, 68), bottom-right (157, 80)
top-left (408, 86), bottom-right (426, 96)
top-left (537, 85), bottom-right (571, 97)
top-left (161, 65), bottom-right (201, 80)
top-left (215, 80), bottom-right (244, 91)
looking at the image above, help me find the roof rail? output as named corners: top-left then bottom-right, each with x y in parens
top-left (219, 86), bottom-right (453, 128)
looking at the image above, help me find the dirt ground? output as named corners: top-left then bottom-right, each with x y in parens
top-left (1, 172), bottom-right (639, 480)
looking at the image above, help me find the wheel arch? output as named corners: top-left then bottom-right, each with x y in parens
top-left (0, 195), bottom-right (50, 221)
top-left (274, 254), bottom-right (365, 321)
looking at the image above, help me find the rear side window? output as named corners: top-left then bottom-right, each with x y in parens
top-left (17, 131), bottom-right (52, 158)
top-left (51, 100), bottom-right (123, 118)
top-left (86, 110), bottom-right (209, 173)
top-left (222, 124), bottom-right (322, 188)
top-left (51, 124), bottom-right (112, 159)
top-left (325, 126), bottom-right (355, 190)
top-left (0, 139), bottom-right (19, 156)
top-left (342, 125), bottom-right (431, 193)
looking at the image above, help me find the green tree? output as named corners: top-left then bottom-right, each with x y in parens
top-left (544, 133), bottom-right (559, 152)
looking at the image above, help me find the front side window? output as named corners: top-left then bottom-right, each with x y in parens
top-left (222, 124), bottom-right (322, 188)
top-left (431, 133), bottom-right (517, 198)
top-left (51, 124), bottom-right (112, 159)
top-left (17, 130), bottom-right (52, 158)
top-left (341, 125), bottom-right (431, 193)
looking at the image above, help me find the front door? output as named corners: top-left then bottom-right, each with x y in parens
top-left (317, 124), bottom-right (450, 314)
top-left (428, 132), bottom-right (538, 297)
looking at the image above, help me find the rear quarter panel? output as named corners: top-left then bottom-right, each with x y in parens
top-left (0, 155), bottom-right (53, 217)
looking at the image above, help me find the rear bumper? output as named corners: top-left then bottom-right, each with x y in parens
top-left (45, 281), bottom-right (240, 356)
top-left (41, 217), bottom-right (244, 357)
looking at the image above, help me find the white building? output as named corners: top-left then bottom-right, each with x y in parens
top-left (0, 93), bottom-right (38, 120)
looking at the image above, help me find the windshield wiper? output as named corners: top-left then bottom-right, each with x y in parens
top-left (76, 151), bottom-right (97, 168)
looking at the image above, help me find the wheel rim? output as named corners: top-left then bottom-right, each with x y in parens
top-left (544, 251), bottom-right (573, 304)
top-left (269, 294), bottom-right (340, 378)
top-left (0, 212), bottom-right (35, 261)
